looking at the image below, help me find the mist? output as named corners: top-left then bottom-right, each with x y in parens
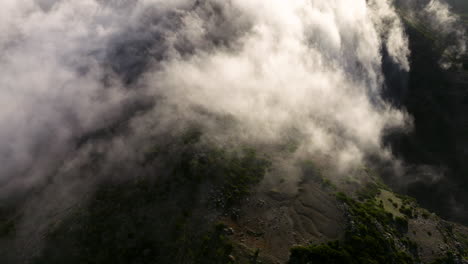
top-left (0, 0), bottom-right (410, 191)
top-left (0, 0), bottom-right (466, 257)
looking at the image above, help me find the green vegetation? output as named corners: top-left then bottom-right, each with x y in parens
top-left (211, 148), bottom-right (271, 210)
top-left (397, 194), bottom-right (417, 207)
top-left (289, 189), bottom-right (417, 264)
top-left (356, 182), bottom-right (383, 201)
top-left (299, 160), bottom-right (336, 190)
top-left (456, 232), bottom-right (468, 248)
top-left (299, 160), bottom-right (322, 180)
top-left (192, 223), bottom-right (235, 264)
top-left (321, 177), bottom-right (337, 190)
top-left (429, 252), bottom-right (461, 264)
top-left (146, 129), bottom-right (271, 211)
top-left (32, 131), bottom-right (270, 264)
top-left (378, 190), bottom-right (406, 218)
top-left (278, 138), bottom-right (300, 154)
top-left (399, 206), bottom-right (414, 219)
top-left (422, 211), bottom-right (431, 219)
top-left (290, 242), bottom-right (352, 263)
top-left (395, 216), bottom-right (409, 233)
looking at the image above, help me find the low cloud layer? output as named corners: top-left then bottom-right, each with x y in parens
top-left (0, 0), bottom-right (413, 191)
top-left (424, 0), bottom-right (467, 68)
top-left (396, 0), bottom-right (467, 68)
top-left (0, 0), bottom-right (466, 251)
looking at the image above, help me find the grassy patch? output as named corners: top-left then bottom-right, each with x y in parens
top-left (377, 190), bottom-right (405, 218)
top-left (356, 183), bottom-right (382, 201)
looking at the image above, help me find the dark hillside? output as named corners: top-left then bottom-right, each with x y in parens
top-left (384, 5), bottom-right (468, 224)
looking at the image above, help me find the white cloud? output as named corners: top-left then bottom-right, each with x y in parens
top-left (0, 0), bottom-right (416, 191)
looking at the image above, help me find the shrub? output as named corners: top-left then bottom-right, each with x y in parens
top-left (395, 217), bottom-right (409, 233)
top-left (289, 242), bottom-right (352, 264)
top-left (399, 207), bottom-right (414, 218)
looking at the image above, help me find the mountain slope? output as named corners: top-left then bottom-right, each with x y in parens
top-left (1, 138), bottom-right (466, 264)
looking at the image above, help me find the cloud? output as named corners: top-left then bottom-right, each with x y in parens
top-left (142, 0), bottom-right (411, 173)
top-left (2, 0), bottom-right (465, 255)
top-left (396, 0), bottom-right (467, 68)
top-left (0, 0), bottom-right (414, 197)
top-left (0, 0), bottom-right (135, 197)
top-left (424, 0), bottom-right (467, 68)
